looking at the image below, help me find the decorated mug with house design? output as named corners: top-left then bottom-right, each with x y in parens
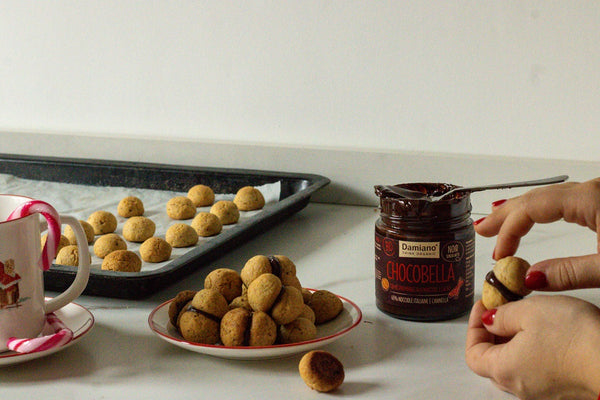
top-left (0, 195), bottom-right (91, 352)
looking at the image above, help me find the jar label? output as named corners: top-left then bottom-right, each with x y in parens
top-left (375, 231), bottom-right (474, 312)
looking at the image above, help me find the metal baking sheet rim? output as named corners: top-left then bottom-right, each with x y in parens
top-left (0, 154), bottom-right (330, 299)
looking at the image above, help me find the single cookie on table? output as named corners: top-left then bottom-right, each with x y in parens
top-left (101, 250), bottom-right (142, 272)
top-left (64, 220), bottom-right (95, 245)
top-left (187, 184), bottom-right (215, 207)
top-left (139, 237), bottom-right (172, 263)
top-left (191, 212), bottom-right (222, 237)
top-left (279, 317), bottom-right (317, 344)
top-left (55, 244), bottom-right (91, 267)
top-left (308, 290), bottom-right (344, 324)
top-left (210, 200), bottom-right (239, 225)
top-left (204, 268), bottom-right (243, 303)
top-left (166, 196), bottom-right (197, 220)
top-left (122, 216), bottom-right (156, 242)
top-left (168, 290), bottom-right (197, 326)
top-left (482, 256), bottom-right (532, 310)
top-left (42, 234), bottom-right (70, 257)
top-left (299, 350), bottom-right (345, 393)
top-left (241, 255), bottom-right (300, 289)
top-left (93, 233), bottom-right (127, 258)
top-left (117, 196), bottom-right (145, 217)
top-left (233, 186), bottom-right (265, 211)
top-left (220, 308), bottom-right (277, 347)
top-left (165, 223), bottom-right (198, 248)
top-left (88, 210), bottom-right (118, 235)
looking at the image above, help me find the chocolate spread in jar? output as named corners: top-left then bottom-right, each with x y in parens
top-left (374, 183), bottom-right (475, 321)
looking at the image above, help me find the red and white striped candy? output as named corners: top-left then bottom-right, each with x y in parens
top-left (7, 199), bottom-right (61, 271)
top-left (6, 313), bottom-right (73, 353)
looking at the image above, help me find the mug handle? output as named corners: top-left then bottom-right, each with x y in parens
top-left (45, 216), bottom-right (91, 313)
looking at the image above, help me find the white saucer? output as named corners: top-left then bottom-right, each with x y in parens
top-left (0, 301), bottom-right (94, 366)
top-left (148, 290), bottom-right (362, 360)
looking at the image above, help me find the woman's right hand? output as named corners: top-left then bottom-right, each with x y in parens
top-left (474, 178), bottom-right (600, 291)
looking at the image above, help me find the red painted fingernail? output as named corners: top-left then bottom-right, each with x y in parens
top-left (481, 309), bottom-right (497, 325)
top-left (525, 270), bottom-right (548, 290)
top-left (492, 199), bottom-right (507, 207)
top-left (473, 217), bottom-right (486, 226)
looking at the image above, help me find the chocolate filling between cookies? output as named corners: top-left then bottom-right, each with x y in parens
top-left (267, 255), bottom-right (282, 279)
top-left (186, 305), bottom-right (221, 324)
top-left (243, 312), bottom-right (253, 346)
top-left (485, 270), bottom-right (523, 302)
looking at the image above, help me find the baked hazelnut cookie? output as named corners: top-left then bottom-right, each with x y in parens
top-left (139, 237), bottom-right (172, 263)
top-left (165, 223), bottom-right (198, 248)
top-left (55, 244), bottom-right (91, 267)
top-left (93, 233), bottom-right (127, 258)
top-left (229, 294), bottom-right (251, 311)
top-left (220, 308), bottom-right (277, 347)
top-left (168, 290), bottom-right (197, 326)
top-left (299, 350), bottom-right (345, 392)
top-left (63, 220), bottom-right (95, 245)
top-left (204, 268), bottom-right (243, 303)
top-left (190, 289), bottom-right (230, 320)
top-left (88, 210), bottom-right (118, 235)
top-left (117, 196), bottom-right (145, 217)
top-left (42, 234), bottom-right (70, 257)
top-left (122, 216), bottom-right (156, 242)
top-left (210, 200), bottom-right (239, 225)
top-left (482, 256), bottom-right (532, 310)
top-left (270, 285), bottom-right (304, 325)
top-left (279, 317), bottom-right (317, 344)
top-left (178, 309), bottom-right (220, 345)
top-left (233, 186), bottom-right (265, 211)
top-left (191, 212), bottom-right (222, 237)
top-left (308, 290), bottom-right (344, 324)
top-left (166, 196), bottom-right (196, 220)
top-left (187, 184), bottom-right (215, 207)
top-left (241, 255), bottom-right (300, 289)
top-left (101, 250), bottom-right (142, 272)
top-left (247, 273), bottom-right (282, 313)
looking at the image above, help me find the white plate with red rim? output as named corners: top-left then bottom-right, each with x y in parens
top-left (0, 301), bottom-right (94, 366)
top-left (148, 290), bottom-right (362, 360)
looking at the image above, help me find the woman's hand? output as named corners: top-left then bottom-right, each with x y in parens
top-left (474, 178), bottom-right (600, 291)
top-left (465, 296), bottom-right (600, 400)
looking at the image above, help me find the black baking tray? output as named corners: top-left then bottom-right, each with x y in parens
top-left (0, 154), bottom-right (329, 299)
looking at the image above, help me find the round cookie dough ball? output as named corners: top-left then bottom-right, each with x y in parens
top-left (88, 211), bottom-right (118, 235)
top-left (299, 350), bottom-right (345, 392)
top-left (308, 290), bottom-right (344, 324)
top-left (165, 223), bottom-right (198, 248)
top-left (117, 196), bottom-right (145, 217)
top-left (166, 196), bottom-right (196, 220)
top-left (191, 212), bottom-right (222, 237)
top-left (139, 237), bottom-right (172, 263)
top-left (63, 220), bottom-right (95, 245)
top-left (42, 234), bottom-right (70, 257)
top-left (234, 186), bottom-right (265, 211)
top-left (204, 268), bottom-right (243, 303)
top-left (279, 317), bottom-right (317, 344)
top-left (55, 244), bottom-right (91, 267)
top-left (210, 200), bottom-right (239, 225)
top-left (93, 233), bottom-right (127, 258)
top-left (101, 250), bottom-right (142, 272)
top-left (122, 216), bottom-right (156, 242)
top-left (187, 184), bottom-right (215, 207)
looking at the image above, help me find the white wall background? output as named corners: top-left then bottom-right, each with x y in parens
top-left (0, 1), bottom-right (599, 162)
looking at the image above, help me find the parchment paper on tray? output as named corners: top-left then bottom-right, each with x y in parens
top-left (0, 173), bottom-right (281, 273)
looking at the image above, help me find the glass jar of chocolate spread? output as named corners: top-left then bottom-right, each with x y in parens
top-left (374, 183), bottom-right (475, 321)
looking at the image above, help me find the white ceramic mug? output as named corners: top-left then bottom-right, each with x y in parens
top-left (0, 195), bottom-right (91, 352)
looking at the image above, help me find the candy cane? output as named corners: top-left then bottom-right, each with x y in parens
top-left (6, 313), bottom-right (73, 353)
top-left (7, 200), bottom-right (61, 271)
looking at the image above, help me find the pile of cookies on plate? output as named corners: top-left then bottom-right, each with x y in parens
top-left (50, 184), bottom-right (265, 272)
top-left (168, 254), bottom-right (344, 346)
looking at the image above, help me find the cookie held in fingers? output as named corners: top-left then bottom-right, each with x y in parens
top-left (481, 256), bottom-right (532, 310)
top-left (299, 350), bottom-right (345, 392)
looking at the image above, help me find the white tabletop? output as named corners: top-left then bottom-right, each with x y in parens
top-left (2, 202), bottom-right (598, 400)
